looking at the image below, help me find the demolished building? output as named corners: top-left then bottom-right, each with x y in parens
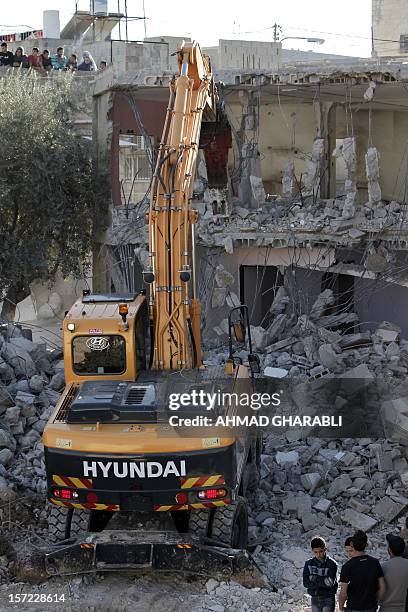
top-left (93, 55), bottom-right (408, 355)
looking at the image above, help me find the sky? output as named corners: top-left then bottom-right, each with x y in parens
top-left (0, 0), bottom-right (373, 57)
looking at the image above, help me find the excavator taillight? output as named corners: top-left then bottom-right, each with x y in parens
top-left (175, 492), bottom-right (188, 504)
top-left (54, 488), bottom-right (79, 500)
top-left (197, 488), bottom-right (227, 500)
top-left (86, 492), bottom-right (99, 504)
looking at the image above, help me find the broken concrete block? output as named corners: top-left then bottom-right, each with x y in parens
top-left (211, 287), bottom-right (227, 308)
top-left (281, 547), bottom-right (310, 569)
top-left (375, 322), bottom-right (401, 343)
top-left (310, 289), bottom-right (335, 320)
top-left (4, 406), bottom-right (21, 426)
top-left (341, 364), bottom-right (374, 394)
top-left (302, 511), bottom-right (320, 532)
top-left (29, 375), bottom-right (45, 394)
top-left (266, 314), bottom-right (288, 342)
top-left (374, 497), bottom-right (407, 523)
top-left (249, 175), bottom-right (266, 203)
top-left (50, 371), bottom-right (65, 391)
top-left (400, 472), bottom-right (408, 486)
top-left (348, 228), bottom-right (365, 239)
top-left (327, 474), bottom-right (353, 499)
top-left (282, 160), bottom-right (295, 198)
top-left (348, 499), bottom-right (370, 514)
top-left (250, 326), bottom-right (267, 351)
top-left (300, 442), bottom-right (322, 465)
top-left (330, 218), bottom-right (354, 232)
top-left (300, 473), bottom-right (322, 493)
top-left (318, 344), bottom-right (340, 370)
top-left (222, 236), bottom-right (234, 254)
top-left (338, 333), bottom-right (372, 349)
top-left (282, 497), bottom-right (298, 516)
top-left (215, 265), bottom-right (234, 288)
top-left (264, 366), bottom-right (288, 378)
top-left (342, 137), bottom-right (357, 174)
top-left (309, 366), bottom-right (331, 380)
top-left (313, 498), bottom-right (331, 513)
top-left (0, 429), bottom-right (16, 452)
top-left (297, 493), bottom-right (312, 519)
top-left (1, 342), bottom-right (37, 378)
top-left (265, 337), bottom-right (296, 352)
top-left (270, 286), bottom-right (289, 315)
top-left (329, 505), bottom-right (343, 525)
top-left (302, 335), bottom-right (318, 362)
top-left (303, 138), bottom-right (325, 194)
top-left (15, 391), bottom-right (36, 413)
top-left (234, 206), bottom-right (250, 219)
top-left (342, 508), bottom-right (377, 531)
top-left (0, 448), bottom-right (13, 466)
top-left (276, 451), bottom-right (299, 466)
top-left (276, 352), bottom-right (292, 366)
top-left (317, 312), bottom-right (358, 329)
top-left (375, 448), bottom-right (393, 472)
top-left (385, 342), bottom-right (400, 359)
top-left (342, 192), bottom-right (356, 220)
top-left (366, 147), bottom-right (382, 204)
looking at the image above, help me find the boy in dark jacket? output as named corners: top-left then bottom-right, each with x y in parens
top-left (303, 536), bottom-right (338, 612)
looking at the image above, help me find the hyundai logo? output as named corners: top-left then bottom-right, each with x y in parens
top-left (86, 336), bottom-right (110, 351)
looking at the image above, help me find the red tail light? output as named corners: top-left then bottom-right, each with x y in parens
top-left (175, 492), bottom-right (188, 504)
top-left (54, 488), bottom-right (78, 500)
top-left (197, 488), bottom-right (227, 500)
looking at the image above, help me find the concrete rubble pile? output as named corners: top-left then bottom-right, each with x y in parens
top-left (241, 434), bottom-right (407, 609)
top-left (0, 323), bottom-right (65, 497)
top-left (194, 193), bottom-right (402, 253)
top-left (209, 286), bottom-right (408, 387)
top-left (197, 435), bottom-right (407, 611)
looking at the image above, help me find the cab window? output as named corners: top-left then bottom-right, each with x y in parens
top-left (72, 335), bottom-right (126, 375)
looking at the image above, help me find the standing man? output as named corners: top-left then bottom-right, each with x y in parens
top-left (303, 536), bottom-right (338, 612)
top-left (379, 534), bottom-right (408, 612)
top-left (0, 42), bottom-right (14, 66)
top-left (339, 530), bottom-right (386, 612)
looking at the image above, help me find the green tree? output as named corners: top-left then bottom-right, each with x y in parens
top-left (0, 71), bottom-right (107, 319)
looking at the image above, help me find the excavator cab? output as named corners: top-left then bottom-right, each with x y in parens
top-left (62, 291), bottom-right (148, 385)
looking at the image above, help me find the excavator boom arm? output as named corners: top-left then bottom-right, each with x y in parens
top-left (146, 42), bottom-right (215, 370)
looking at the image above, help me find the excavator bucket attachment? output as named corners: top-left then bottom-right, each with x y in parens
top-left (45, 530), bottom-right (269, 588)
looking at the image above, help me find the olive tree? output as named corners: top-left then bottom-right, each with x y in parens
top-left (0, 71), bottom-right (107, 319)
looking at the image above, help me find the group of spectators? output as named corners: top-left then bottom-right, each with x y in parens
top-left (0, 42), bottom-right (108, 74)
top-left (303, 523), bottom-right (408, 612)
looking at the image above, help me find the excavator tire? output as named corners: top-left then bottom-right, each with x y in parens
top-left (189, 508), bottom-right (211, 538)
top-left (68, 508), bottom-right (90, 539)
top-left (210, 496), bottom-right (248, 548)
top-left (47, 505), bottom-right (90, 542)
top-left (47, 505), bottom-right (70, 542)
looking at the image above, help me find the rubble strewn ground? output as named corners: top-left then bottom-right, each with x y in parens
top-left (0, 433), bottom-right (406, 611)
top-left (0, 317), bottom-right (407, 611)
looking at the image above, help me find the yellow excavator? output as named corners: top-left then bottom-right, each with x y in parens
top-left (42, 41), bottom-right (263, 580)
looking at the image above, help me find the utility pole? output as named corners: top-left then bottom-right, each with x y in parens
top-left (272, 23), bottom-right (283, 42)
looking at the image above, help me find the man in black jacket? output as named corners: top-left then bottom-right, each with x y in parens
top-left (0, 42), bottom-right (13, 67)
top-left (303, 536), bottom-right (338, 612)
